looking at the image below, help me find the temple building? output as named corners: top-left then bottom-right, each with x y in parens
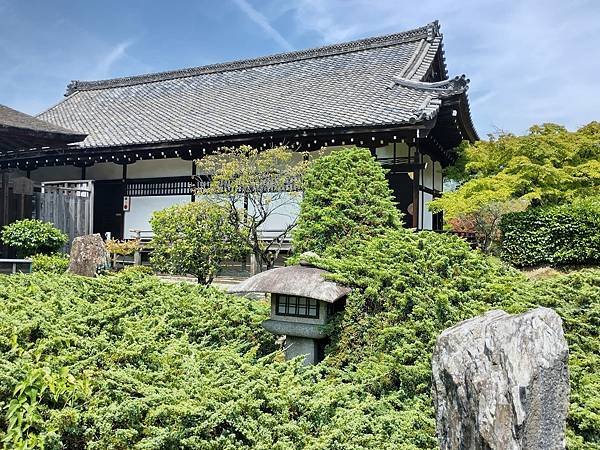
top-left (1, 21), bottom-right (477, 239)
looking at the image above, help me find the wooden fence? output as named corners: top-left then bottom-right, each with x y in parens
top-left (34, 181), bottom-right (94, 252)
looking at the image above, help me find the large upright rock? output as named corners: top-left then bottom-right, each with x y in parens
top-left (68, 234), bottom-right (110, 277)
top-left (432, 307), bottom-right (569, 450)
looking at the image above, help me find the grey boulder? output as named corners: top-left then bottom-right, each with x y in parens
top-left (68, 234), bottom-right (110, 277)
top-left (432, 307), bottom-right (569, 450)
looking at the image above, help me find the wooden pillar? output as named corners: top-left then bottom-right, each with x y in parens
top-left (191, 160), bottom-right (196, 202)
top-left (120, 164), bottom-right (127, 239)
top-left (81, 165), bottom-right (87, 179)
top-left (0, 171), bottom-right (9, 228)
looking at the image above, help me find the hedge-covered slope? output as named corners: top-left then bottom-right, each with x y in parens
top-left (500, 199), bottom-right (600, 267)
top-left (299, 228), bottom-right (599, 449)
top-left (503, 269), bottom-right (600, 448)
top-left (0, 237), bottom-right (598, 449)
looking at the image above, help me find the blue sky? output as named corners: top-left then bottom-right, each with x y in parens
top-left (1, 0), bottom-right (598, 137)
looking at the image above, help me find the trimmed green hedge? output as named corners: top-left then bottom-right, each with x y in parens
top-left (30, 253), bottom-right (70, 274)
top-left (500, 200), bottom-right (600, 267)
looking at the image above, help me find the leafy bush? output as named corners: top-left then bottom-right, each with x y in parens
top-left (30, 253), bottom-right (69, 274)
top-left (293, 147), bottom-right (401, 254)
top-left (105, 238), bottom-right (140, 256)
top-left (0, 237), bottom-right (598, 447)
top-left (430, 122), bottom-right (600, 220)
top-left (118, 264), bottom-right (154, 276)
top-left (500, 198), bottom-right (600, 267)
top-left (1, 219), bottom-right (67, 257)
top-left (302, 229), bottom-right (599, 448)
top-left (0, 272), bottom-right (274, 448)
top-left (500, 269), bottom-right (600, 448)
top-left (150, 201), bottom-right (248, 284)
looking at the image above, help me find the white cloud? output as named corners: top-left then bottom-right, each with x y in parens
top-left (231, 0), bottom-right (294, 51)
top-left (91, 40), bottom-right (134, 80)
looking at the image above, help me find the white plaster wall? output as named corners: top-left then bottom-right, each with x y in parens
top-left (28, 165), bottom-right (81, 182)
top-left (420, 191), bottom-right (434, 230)
top-left (128, 159), bottom-right (192, 178)
top-left (122, 192), bottom-right (301, 239)
top-left (375, 141), bottom-right (410, 159)
top-left (86, 162), bottom-right (122, 180)
top-left (123, 195), bottom-right (190, 237)
top-left (250, 193), bottom-right (302, 236)
top-left (434, 161), bottom-right (443, 191)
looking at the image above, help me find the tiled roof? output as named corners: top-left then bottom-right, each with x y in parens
top-left (0, 104), bottom-right (83, 137)
top-left (38, 21), bottom-right (472, 150)
top-left (0, 104), bottom-right (86, 153)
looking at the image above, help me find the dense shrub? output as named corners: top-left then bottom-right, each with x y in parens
top-left (118, 264), bottom-right (154, 276)
top-left (150, 201), bottom-right (248, 284)
top-left (0, 219), bottom-right (67, 257)
top-left (293, 147), bottom-right (401, 254)
top-left (501, 270), bottom-right (600, 448)
top-left (302, 230), bottom-right (599, 448)
top-left (30, 253), bottom-right (69, 274)
top-left (500, 199), bottom-right (600, 267)
top-left (0, 235), bottom-right (598, 448)
top-left (0, 272), bottom-right (274, 448)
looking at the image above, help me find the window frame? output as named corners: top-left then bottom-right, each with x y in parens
top-left (274, 294), bottom-right (320, 319)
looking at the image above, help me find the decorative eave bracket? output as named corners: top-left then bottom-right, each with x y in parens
top-left (393, 74), bottom-right (470, 98)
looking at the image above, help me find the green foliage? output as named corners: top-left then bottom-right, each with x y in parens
top-left (0, 237), bottom-right (598, 447)
top-left (30, 254), bottom-right (69, 274)
top-left (500, 198), bottom-right (600, 267)
top-left (0, 272), bottom-right (274, 448)
top-left (197, 145), bottom-right (308, 271)
top-left (500, 270), bottom-right (600, 449)
top-left (105, 238), bottom-right (140, 256)
top-left (293, 147), bottom-right (401, 254)
top-left (150, 201), bottom-right (248, 284)
top-left (118, 264), bottom-right (154, 276)
top-left (430, 122), bottom-right (600, 220)
top-left (1, 220), bottom-right (67, 257)
top-left (306, 228), bottom-right (523, 388)
top-left (306, 229), bottom-right (600, 448)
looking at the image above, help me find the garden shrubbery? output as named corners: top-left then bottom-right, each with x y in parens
top-left (30, 253), bottom-right (70, 274)
top-left (1, 146), bottom-right (598, 448)
top-left (293, 147), bottom-right (401, 254)
top-left (1, 233), bottom-right (598, 448)
top-left (500, 198), bottom-right (600, 267)
top-left (150, 201), bottom-right (248, 284)
top-left (1, 219), bottom-right (67, 257)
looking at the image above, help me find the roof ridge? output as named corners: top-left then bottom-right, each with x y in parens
top-left (65, 21), bottom-right (441, 96)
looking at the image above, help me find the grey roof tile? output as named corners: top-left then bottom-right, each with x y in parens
top-left (38, 21), bottom-right (471, 149)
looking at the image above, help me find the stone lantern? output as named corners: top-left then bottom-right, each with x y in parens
top-left (229, 263), bottom-right (350, 365)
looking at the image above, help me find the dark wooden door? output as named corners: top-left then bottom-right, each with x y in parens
top-left (386, 172), bottom-right (414, 228)
top-left (93, 180), bottom-right (124, 239)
